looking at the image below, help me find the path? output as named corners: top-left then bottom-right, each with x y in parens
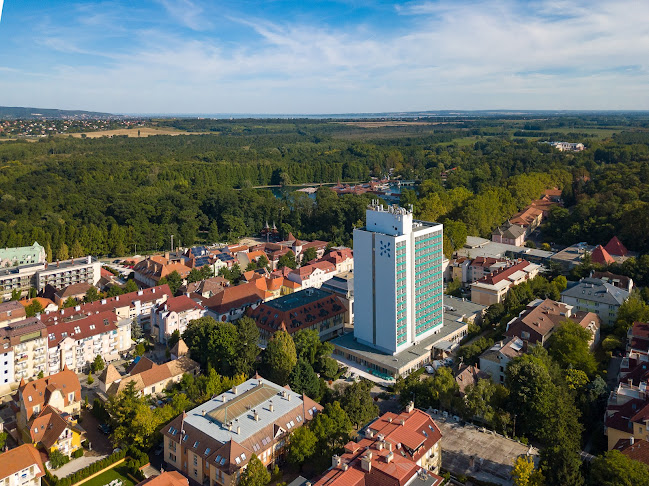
top-left (53, 454), bottom-right (107, 479)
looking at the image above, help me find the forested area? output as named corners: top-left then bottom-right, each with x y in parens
top-left (0, 116), bottom-right (648, 260)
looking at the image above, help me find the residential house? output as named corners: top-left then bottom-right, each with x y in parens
top-left (314, 404), bottom-right (443, 486)
top-left (591, 271), bottom-right (634, 293)
top-left (443, 296), bottom-right (487, 326)
top-left (551, 142), bottom-right (584, 151)
top-left (491, 222), bottom-right (526, 247)
top-left (133, 255), bottom-right (192, 288)
top-left (561, 277), bottom-right (629, 327)
top-left (0, 444), bottom-right (45, 486)
top-left (505, 298), bottom-right (601, 348)
top-left (549, 242), bottom-right (595, 271)
top-left (46, 311), bottom-right (132, 373)
top-left (202, 282), bottom-right (266, 322)
top-left (54, 282), bottom-right (93, 306)
top-left (25, 405), bottom-right (84, 458)
top-left (162, 377), bottom-right (322, 485)
top-left (509, 206), bottom-right (544, 234)
top-left (170, 338), bottom-right (189, 360)
top-left (613, 438), bottom-right (649, 467)
top-left (183, 277), bottom-right (229, 298)
top-left (321, 248), bottom-right (353, 273)
top-left (468, 257), bottom-right (508, 284)
top-left (151, 295), bottom-right (206, 344)
top-left (99, 356), bottom-right (199, 397)
top-left (287, 261), bottom-right (336, 289)
top-left (455, 365), bottom-right (489, 395)
top-left (479, 337), bottom-right (525, 384)
top-left (0, 318), bottom-right (48, 395)
top-left (0, 301), bottom-right (27, 327)
top-left (470, 260), bottom-right (540, 306)
top-left (16, 368), bottom-right (82, 456)
top-left (247, 288), bottom-right (347, 344)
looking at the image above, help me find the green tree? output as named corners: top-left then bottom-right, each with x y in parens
top-left (124, 279), bottom-right (138, 293)
top-left (131, 318), bottom-right (144, 341)
top-left (278, 250), bottom-right (297, 270)
top-left (234, 316), bottom-right (261, 377)
top-left (63, 296), bottom-right (77, 308)
top-left (71, 240), bottom-right (84, 258)
top-left (49, 449), bottom-right (69, 469)
top-left (92, 355), bottom-right (105, 373)
top-left (239, 454), bottom-right (270, 486)
top-left (162, 270), bottom-right (183, 294)
top-left (311, 401), bottom-right (353, 452)
top-left (45, 241), bottom-right (53, 263)
top-left (289, 359), bottom-right (321, 399)
top-left (134, 342), bottom-right (146, 356)
top-left (0, 431), bottom-right (7, 450)
top-left (553, 275), bottom-right (568, 292)
top-left (547, 321), bottom-right (597, 375)
top-left (286, 426), bottom-right (317, 468)
top-left (208, 221), bottom-right (220, 243)
top-left (106, 285), bottom-right (124, 297)
top-left (87, 372), bottom-right (94, 385)
top-left (25, 299), bottom-right (44, 317)
top-left (187, 268), bottom-right (203, 283)
top-left (615, 293), bottom-right (649, 337)
top-left (56, 242), bottom-right (69, 261)
top-left (84, 286), bottom-right (102, 303)
top-left (167, 329), bottom-right (181, 350)
top-left (10, 289), bottom-right (20, 301)
top-left (263, 330), bottom-right (297, 385)
top-left (301, 247), bottom-right (318, 265)
top-left (590, 450), bottom-right (649, 486)
top-left (335, 379), bottom-right (378, 428)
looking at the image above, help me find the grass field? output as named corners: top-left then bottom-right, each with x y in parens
top-left (67, 127), bottom-right (210, 138)
top-left (81, 465), bottom-right (135, 486)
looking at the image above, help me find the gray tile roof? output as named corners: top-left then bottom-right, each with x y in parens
top-left (561, 278), bottom-right (629, 306)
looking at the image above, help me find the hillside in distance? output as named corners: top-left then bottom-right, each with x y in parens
top-left (0, 105), bottom-right (115, 120)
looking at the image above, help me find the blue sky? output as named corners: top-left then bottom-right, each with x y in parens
top-left (0, 0), bottom-right (647, 114)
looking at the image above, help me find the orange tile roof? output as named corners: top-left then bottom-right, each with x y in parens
top-left (138, 471), bottom-right (189, 486)
top-left (19, 297), bottom-right (55, 309)
top-left (0, 444), bottom-right (45, 481)
top-left (203, 282), bottom-right (265, 315)
top-left (19, 368), bottom-right (80, 419)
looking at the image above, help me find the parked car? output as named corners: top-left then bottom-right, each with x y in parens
top-left (425, 365), bottom-right (435, 374)
top-left (98, 423), bottom-right (112, 434)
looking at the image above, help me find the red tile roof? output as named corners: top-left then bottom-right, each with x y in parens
top-left (292, 261), bottom-right (336, 279)
top-left (19, 368), bottom-right (81, 419)
top-left (614, 438), bottom-right (649, 465)
top-left (591, 245), bottom-right (615, 265)
top-left (157, 295), bottom-right (204, 314)
top-left (46, 311), bottom-right (120, 347)
top-left (203, 282), bottom-right (265, 316)
top-left (605, 236), bottom-right (629, 257)
top-left (480, 260), bottom-right (531, 285)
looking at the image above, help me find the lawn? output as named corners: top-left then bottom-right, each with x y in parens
top-left (81, 465), bottom-right (135, 486)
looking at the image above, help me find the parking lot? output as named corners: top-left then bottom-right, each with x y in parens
top-left (430, 410), bottom-right (539, 486)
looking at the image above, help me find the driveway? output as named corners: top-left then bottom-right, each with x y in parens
top-left (80, 409), bottom-right (114, 455)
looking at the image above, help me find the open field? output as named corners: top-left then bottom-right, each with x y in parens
top-left (81, 465), bottom-right (135, 486)
top-left (336, 120), bottom-right (453, 128)
top-left (67, 127), bottom-right (211, 138)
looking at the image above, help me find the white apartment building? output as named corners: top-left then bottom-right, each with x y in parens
top-left (151, 295), bottom-right (206, 344)
top-left (0, 318), bottom-right (48, 395)
top-left (353, 203), bottom-right (444, 355)
top-left (47, 311), bottom-right (131, 373)
top-left (0, 256), bottom-right (102, 301)
top-left (0, 444), bottom-right (45, 486)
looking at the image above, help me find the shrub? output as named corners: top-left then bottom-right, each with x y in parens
top-left (72, 448), bottom-right (84, 459)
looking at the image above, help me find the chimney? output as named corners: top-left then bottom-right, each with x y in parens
top-left (227, 422), bottom-right (232, 431)
top-left (630, 436), bottom-right (635, 445)
top-left (237, 425), bottom-right (241, 434)
top-left (202, 410), bottom-right (205, 416)
top-left (376, 442), bottom-right (383, 451)
top-left (361, 453), bottom-right (372, 472)
top-left (87, 256), bottom-right (91, 264)
top-left (269, 400), bottom-right (274, 412)
top-left (388, 417), bottom-right (392, 423)
top-left (400, 419), bottom-right (405, 426)
top-left (332, 455), bottom-right (341, 468)
top-left (254, 410), bottom-right (259, 421)
top-left (406, 401), bottom-right (414, 413)
top-left (385, 451), bottom-right (394, 463)
top-left (386, 441), bottom-right (392, 452)
top-left (342, 464), bottom-right (348, 471)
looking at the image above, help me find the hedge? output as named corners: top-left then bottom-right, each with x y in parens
top-left (45, 448), bottom-right (128, 486)
top-left (72, 449), bottom-right (84, 459)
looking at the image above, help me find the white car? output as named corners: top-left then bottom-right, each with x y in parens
top-left (425, 365), bottom-right (435, 374)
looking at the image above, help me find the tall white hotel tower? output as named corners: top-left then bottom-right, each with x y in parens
top-left (353, 202), bottom-right (444, 355)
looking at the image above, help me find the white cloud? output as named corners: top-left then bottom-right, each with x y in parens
top-left (0, 0), bottom-right (4, 24)
top-left (157, 0), bottom-right (212, 31)
top-left (2, 0), bottom-right (649, 112)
